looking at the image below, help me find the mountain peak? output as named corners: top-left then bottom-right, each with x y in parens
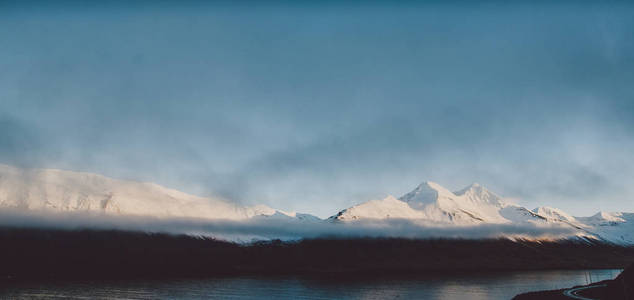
top-left (453, 182), bottom-right (505, 207)
top-left (590, 211), bottom-right (625, 223)
top-left (412, 181), bottom-right (446, 191)
top-left (420, 180), bottom-right (442, 187)
top-left (532, 206), bottom-right (577, 223)
top-left (399, 181), bottom-right (456, 205)
top-left (455, 182), bottom-right (487, 195)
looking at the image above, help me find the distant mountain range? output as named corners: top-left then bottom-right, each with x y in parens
top-left (0, 164), bottom-right (631, 245)
top-left (0, 163), bottom-right (315, 221)
top-left (331, 181), bottom-right (633, 245)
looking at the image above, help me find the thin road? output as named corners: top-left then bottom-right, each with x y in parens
top-left (563, 284), bottom-right (607, 300)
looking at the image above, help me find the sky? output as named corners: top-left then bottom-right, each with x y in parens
top-left (1, 1), bottom-right (633, 218)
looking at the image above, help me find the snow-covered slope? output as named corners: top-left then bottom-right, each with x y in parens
top-left (578, 211), bottom-right (626, 226)
top-left (399, 182), bottom-right (505, 224)
top-left (0, 164), bottom-right (631, 245)
top-left (533, 206), bottom-right (578, 224)
top-left (0, 164), bottom-right (315, 221)
top-left (332, 181), bottom-right (546, 225)
top-left (531, 206), bottom-right (588, 229)
top-left (576, 212), bottom-right (634, 245)
top-left (330, 180), bottom-right (633, 245)
top-left (525, 208), bottom-right (633, 244)
top-left (331, 195), bottom-right (428, 221)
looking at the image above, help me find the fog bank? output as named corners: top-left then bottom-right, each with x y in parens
top-left (0, 209), bottom-right (585, 242)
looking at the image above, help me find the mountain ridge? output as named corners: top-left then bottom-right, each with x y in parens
top-left (0, 163), bottom-right (313, 221)
top-left (0, 164), bottom-right (632, 245)
top-left (331, 181), bottom-right (633, 245)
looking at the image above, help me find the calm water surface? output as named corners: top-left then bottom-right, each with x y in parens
top-left (0, 269), bottom-right (621, 300)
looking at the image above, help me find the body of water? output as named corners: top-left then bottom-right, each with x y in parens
top-left (0, 269), bottom-right (622, 299)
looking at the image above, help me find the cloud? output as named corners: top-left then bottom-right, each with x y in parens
top-left (0, 209), bottom-right (584, 243)
top-left (0, 115), bottom-right (49, 167)
top-left (1, 1), bottom-right (633, 217)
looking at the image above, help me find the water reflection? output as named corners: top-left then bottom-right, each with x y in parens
top-left (0, 269), bottom-right (621, 300)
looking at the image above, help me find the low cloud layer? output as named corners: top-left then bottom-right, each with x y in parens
top-left (0, 210), bottom-right (584, 243)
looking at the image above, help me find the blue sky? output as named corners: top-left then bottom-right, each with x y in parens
top-left (1, 1), bottom-right (633, 217)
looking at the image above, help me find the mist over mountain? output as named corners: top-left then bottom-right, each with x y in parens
top-left (0, 163), bottom-right (305, 221)
top-left (0, 164), bottom-right (631, 245)
top-left (2, 0), bottom-right (634, 220)
top-left (2, 2), bottom-right (634, 298)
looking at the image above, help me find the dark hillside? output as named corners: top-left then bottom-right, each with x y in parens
top-left (1, 227), bottom-right (633, 282)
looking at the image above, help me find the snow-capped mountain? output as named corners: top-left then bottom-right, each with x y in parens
top-left (0, 164), bottom-right (315, 221)
top-left (578, 211), bottom-right (627, 226)
top-left (332, 181), bottom-right (546, 225)
top-left (576, 212), bottom-right (634, 245)
top-left (330, 181), bottom-right (633, 245)
top-left (532, 206), bottom-right (578, 224)
top-left (0, 163), bottom-right (631, 245)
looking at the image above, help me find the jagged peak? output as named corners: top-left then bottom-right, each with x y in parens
top-left (455, 182), bottom-right (489, 196)
top-left (400, 181), bottom-right (455, 202)
top-left (417, 180), bottom-right (445, 189)
top-left (453, 182), bottom-right (505, 207)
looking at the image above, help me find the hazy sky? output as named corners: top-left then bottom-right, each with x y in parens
top-left (1, 1), bottom-right (633, 217)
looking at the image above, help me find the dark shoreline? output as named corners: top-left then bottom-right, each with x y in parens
top-left (513, 263), bottom-right (633, 300)
top-left (1, 227), bottom-right (633, 283)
